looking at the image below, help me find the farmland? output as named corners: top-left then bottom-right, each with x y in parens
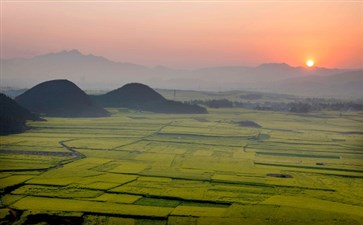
top-left (0, 108), bottom-right (362, 224)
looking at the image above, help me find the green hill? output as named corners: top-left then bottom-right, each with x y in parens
top-left (92, 83), bottom-right (207, 114)
top-left (15, 79), bottom-right (109, 117)
top-left (0, 93), bottom-right (43, 135)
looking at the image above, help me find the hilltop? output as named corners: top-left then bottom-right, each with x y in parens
top-left (15, 79), bottom-right (109, 117)
top-left (0, 93), bottom-right (43, 135)
top-left (92, 83), bottom-right (207, 114)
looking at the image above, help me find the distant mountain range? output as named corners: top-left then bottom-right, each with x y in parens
top-left (271, 70), bottom-right (363, 98)
top-left (1, 50), bottom-right (362, 98)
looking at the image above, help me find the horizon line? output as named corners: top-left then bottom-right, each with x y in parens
top-left (2, 49), bottom-right (359, 71)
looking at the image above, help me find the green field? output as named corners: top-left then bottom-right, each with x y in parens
top-left (1, 108), bottom-right (362, 224)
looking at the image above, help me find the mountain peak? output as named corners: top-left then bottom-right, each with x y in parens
top-left (38, 49), bottom-right (84, 59)
top-left (67, 49), bottom-right (82, 55)
top-left (58, 49), bottom-right (82, 56)
top-left (33, 49), bottom-right (114, 65)
top-left (257, 63), bottom-right (292, 69)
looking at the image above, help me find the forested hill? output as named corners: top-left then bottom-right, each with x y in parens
top-left (92, 83), bottom-right (207, 114)
top-left (0, 93), bottom-right (43, 135)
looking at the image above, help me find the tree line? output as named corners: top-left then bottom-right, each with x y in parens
top-left (188, 98), bottom-right (363, 113)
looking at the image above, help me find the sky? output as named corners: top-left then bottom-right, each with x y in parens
top-left (1, 1), bottom-right (363, 69)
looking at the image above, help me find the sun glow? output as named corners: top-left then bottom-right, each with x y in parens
top-left (306, 60), bottom-right (315, 67)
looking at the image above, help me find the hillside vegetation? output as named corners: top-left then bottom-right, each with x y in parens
top-left (92, 83), bottom-right (207, 114)
top-left (0, 93), bottom-right (43, 135)
top-left (15, 80), bottom-right (109, 118)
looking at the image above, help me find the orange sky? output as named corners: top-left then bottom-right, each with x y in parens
top-left (1, 1), bottom-right (362, 69)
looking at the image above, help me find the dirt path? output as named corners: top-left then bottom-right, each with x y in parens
top-left (58, 139), bottom-right (85, 159)
top-left (0, 139), bottom-right (85, 172)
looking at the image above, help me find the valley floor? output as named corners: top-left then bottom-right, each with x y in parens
top-left (0, 108), bottom-right (362, 225)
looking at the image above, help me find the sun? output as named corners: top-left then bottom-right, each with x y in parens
top-left (306, 59), bottom-right (315, 67)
